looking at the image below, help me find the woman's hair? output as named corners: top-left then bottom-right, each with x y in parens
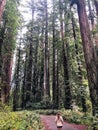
top-left (57, 112), bottom-right (61, 119)
top-left (57, 112), bottom-right (60, 115)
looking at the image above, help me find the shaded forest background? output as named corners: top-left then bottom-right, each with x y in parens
top-left (0, 0), bottom-right (98, 117)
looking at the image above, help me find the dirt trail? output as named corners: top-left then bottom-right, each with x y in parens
top-left (40, 115), bottom-right (87, 130)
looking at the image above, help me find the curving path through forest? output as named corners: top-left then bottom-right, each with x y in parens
top-left (40, 115), bottom-right (87, 130)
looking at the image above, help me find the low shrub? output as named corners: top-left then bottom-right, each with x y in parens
top-left (62, 110), bottom-right (98, 130)
top-left (0, 110), bottom-right (44, 130)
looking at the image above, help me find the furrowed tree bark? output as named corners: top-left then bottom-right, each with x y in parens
top-left (25, 2), bottom-right (34, 105)
top-left (1, 0), bottom-right (19, 105)
top-left (56, 49), bottom-right (59, 108)
top-left (0, 17), bottom-right (6, 100)
top-left (0, 0), bottom-right (6, 21)
top-left (32, 37), bottom-right (39, 102)
top-left (71, 0), bottom-right (98, 115)
top-left (94, 0), bottom-right (98, 46)
top-left (1, 54), bottom-right (12, 103)
top-left (94, 0), bottom-right (98, 16)
top-left (25, 36), bottom-right (33, 104)
top-left (21, 51), bottom-right (27, 109)
top-left (39, 27), bottom-right (44, 101)
top-left (40, 51), bottom-right (44, 100)
top-left (43, 0), bottom-right (50, 98)
top-left (52, 0), bottom-right (58, 108)
top-left (0, 21), bottom-right (6, 92)
top-left (13, 41), bottom-right (21, 111)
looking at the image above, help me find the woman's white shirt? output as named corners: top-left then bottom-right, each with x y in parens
top-left (55, 116), bottom-right (63, 126)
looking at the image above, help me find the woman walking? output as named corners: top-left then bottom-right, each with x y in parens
top-left (55, 112), bottom-right (64, 130)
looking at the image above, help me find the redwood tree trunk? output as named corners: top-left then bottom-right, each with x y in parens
top-left (52, 0), bottom-right (57, 108)
top-left (94, 0), bottom-right (98, 16)
top-left (0, 0), bottom-right (6, 21)
top-left (1, 54), bottom-right (12, 103)
top-left (13, 42), bottom-right (21, 111)
top-left (25, 38), bottom-right (33, 104)
top-left (43, 0), bottom-right (50, 98)
top-left (21, 52), bottom-right (27, 109)
top-left (32, 38), bottom-right (39, 102)
top-left (25, 3), bottom-right (34, 105)
top-left (0, 21), bottom-right (6, 98)
top-left (73, 0), bottom-right (98, 115)
top-left (39, 28), bottom-right (44, 100)
top-left (94, 0), bottom-right (98, 46)
top-left (71, 13), bottom-right (87, 112)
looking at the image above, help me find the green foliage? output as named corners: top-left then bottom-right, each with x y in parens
top-left (62, 110), bottom-right (82, 123)
top-left (2, 0), bottom-right (21, 52)
top-left (39, 96), bottom-right (53, 109)
top-left (84, 116), bottom-right (98, 130)
top-left (34, 109), bottom-right (58, 115)
top-left (26, 96), bottom-right (53, 109)
top-left (86, 100), bottom-right (92, 113)
top-left (0, 102), bottom-right (12, 112)
top-left (0, 110), bottom-right (44, 130)
top-left (24, 111), bottom-right (44, 130)
top-left (62, 110), bottom-right (98, 130)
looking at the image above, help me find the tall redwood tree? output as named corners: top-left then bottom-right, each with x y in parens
top-left (0, 0), bottom-right (6, 21)
top-left (71, 0), bottom-right (98, 115)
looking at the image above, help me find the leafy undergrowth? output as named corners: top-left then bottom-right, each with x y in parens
top-left (62, 110), bottom-right (98, 130)
top-left (0, 104), bottom-right (44, 130)
top-left (0, 102), bottom-right (98, 130)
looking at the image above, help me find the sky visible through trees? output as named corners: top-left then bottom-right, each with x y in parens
top-left (19, 0), bottom-right (52, 22)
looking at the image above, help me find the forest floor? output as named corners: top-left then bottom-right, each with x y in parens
top-left (40, 115), bottom-right (87, 130)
